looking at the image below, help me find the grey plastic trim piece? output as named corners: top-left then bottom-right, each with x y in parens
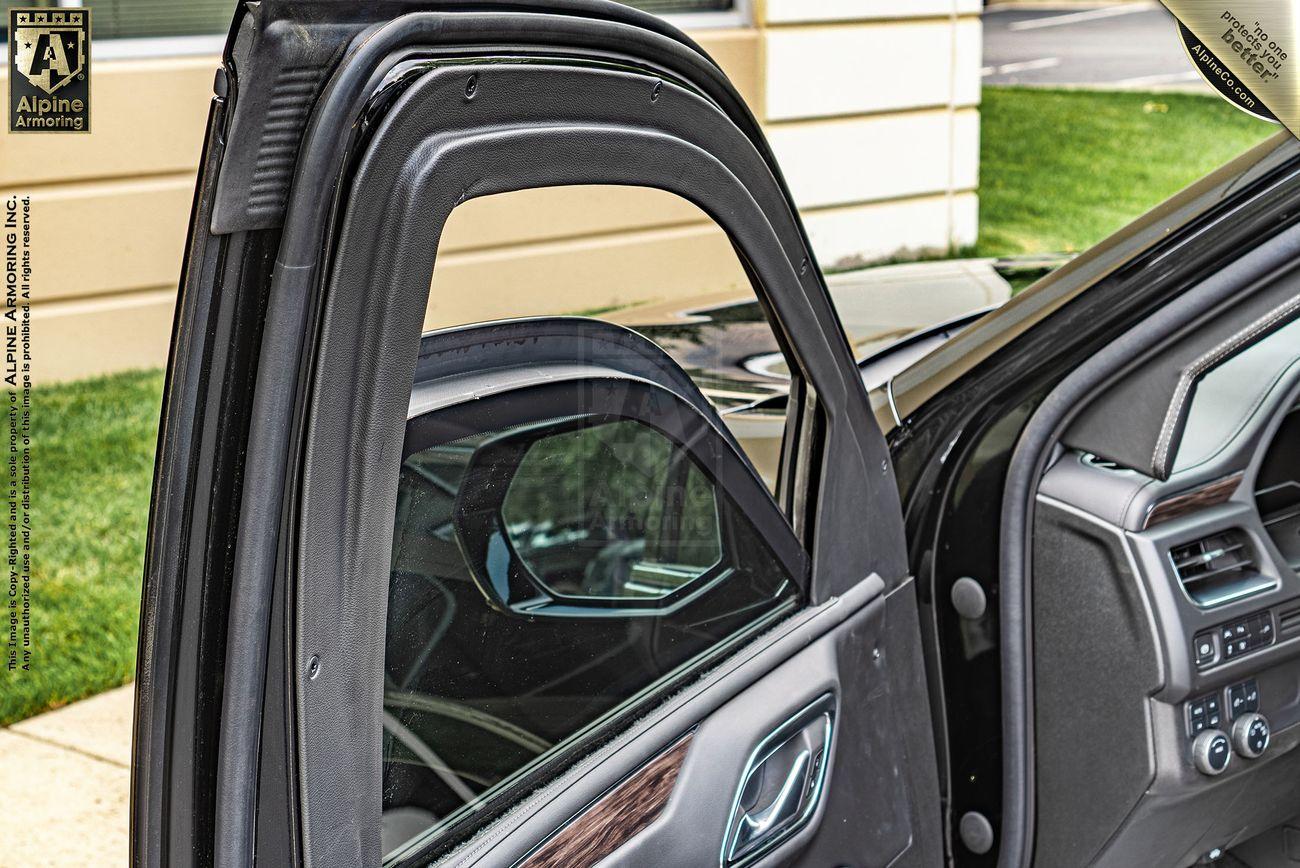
top-left (1029, 494), bottom-right (1164, 865)
top-left (1036, 492), bottom-right (1167, 689)
top-left (950, 576), bottom-right (988, 621)
top-left (960, 811), bottom-right (995, 855)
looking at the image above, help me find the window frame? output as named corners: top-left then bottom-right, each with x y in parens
top-left (295, 77), bottom-right (821, 852)
top-left (237, 43), bottom-right (901, 868)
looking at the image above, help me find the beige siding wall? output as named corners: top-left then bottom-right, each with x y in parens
top-left (2, 56), bottom-right (215, 381)
top-left (759, 0), bottom-right (982, 268)
top-left (0, 10), bottom-right (979, 383)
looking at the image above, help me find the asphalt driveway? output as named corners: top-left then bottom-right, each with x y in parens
top-left (983, 2), bottom-right (1212, 91)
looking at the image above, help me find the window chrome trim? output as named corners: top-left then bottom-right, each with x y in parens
top-left (90, 33), bottom-right (225, 60)
top-left (662, 0), bottom-right (752, 30)
top-left (82, 2), bottom-right (749, 61)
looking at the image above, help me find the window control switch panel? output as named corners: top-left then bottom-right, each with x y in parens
top-left (1192, 608), bottom-right (1277, 670)
top-left (1220, 612), bottom-right (1274, 660)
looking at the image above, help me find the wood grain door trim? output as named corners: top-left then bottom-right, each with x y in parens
top-left (519, 732), bottom-right (694, 868)
top-left (1144, 472), bottom-right (1244, 529)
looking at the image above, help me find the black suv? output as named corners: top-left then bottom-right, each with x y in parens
top-left (134, 3), bottom-right (1300, 867)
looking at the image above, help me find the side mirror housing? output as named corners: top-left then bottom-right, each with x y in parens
top-left (443, 376), bottom-right (804, 618)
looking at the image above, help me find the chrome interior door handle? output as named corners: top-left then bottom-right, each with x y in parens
top-left (724, 694), bottom-right (835, 865)
top-left (732, 748), bottom-right (812, 853)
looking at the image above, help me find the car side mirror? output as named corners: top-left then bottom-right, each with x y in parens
top-left (449, 379), bottom-right (803, 618)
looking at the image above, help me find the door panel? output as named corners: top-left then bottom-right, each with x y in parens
top-left (483, 581), bottom-right (891, 868)
top-left (465, 576), bottom-right (941, 868)
top-left (133, 4), bottom-right (937, 867)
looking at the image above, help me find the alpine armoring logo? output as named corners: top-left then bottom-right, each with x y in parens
top-left (8, 7), bottom-right (91, 133)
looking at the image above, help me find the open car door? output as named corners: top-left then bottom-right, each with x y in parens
top-left (132, 3), bottom-right (942, 866)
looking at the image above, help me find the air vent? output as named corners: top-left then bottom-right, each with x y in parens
top-left (1279, 603), bottom-right (1300, 637)
top-left (1085, 454), bottom-right (1127, 471)
top-left (1170, 530), bottom-right (1272, 608)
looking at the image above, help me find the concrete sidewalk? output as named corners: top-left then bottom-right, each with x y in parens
top-left (1, 683), bottom-right (133, 866)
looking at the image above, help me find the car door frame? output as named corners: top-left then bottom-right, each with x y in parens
top-left (132, 3), bottom-right (935, 867)
top-left (882, 135), bottom-right (1300, 868)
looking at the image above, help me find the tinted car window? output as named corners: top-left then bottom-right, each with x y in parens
top-left (428, 185), bottom-right (796, 489)
top-left (382, 408), bottom-right (798, 857)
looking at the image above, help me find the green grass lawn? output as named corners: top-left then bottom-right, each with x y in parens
top-left (0, 88), bottom-right (1282, 726)
top-left (1, 370), bottom-right (162, 725)
top-left (974, 87), bottom-right (1278, 257)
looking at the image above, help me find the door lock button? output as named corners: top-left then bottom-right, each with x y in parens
top-left (1194, 633), bottom-right (1217, 667)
